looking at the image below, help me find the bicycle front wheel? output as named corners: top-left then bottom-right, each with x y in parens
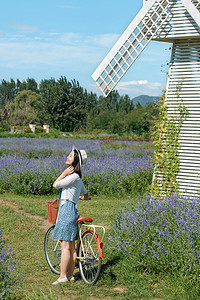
top-left (44, 225), bottom-right (61, 275)
top-left (78, 230), bottom-right (102, 285)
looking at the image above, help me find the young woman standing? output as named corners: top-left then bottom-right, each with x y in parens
top-left (51, 145), bottom-right (90, 285)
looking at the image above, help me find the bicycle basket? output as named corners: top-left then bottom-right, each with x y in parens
top-left (48, 201), bottom-right (59, 224)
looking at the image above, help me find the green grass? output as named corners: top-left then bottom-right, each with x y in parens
top-left (0, 193), bottom-right (199, 299)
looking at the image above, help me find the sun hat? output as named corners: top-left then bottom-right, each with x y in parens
top-left (72, 145), bottom-right (87, 167)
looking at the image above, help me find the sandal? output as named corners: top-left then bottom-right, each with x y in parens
top-left (68, 276), bottom-right (75, 282)
top-left (52, 277), bottom-right (68, 285)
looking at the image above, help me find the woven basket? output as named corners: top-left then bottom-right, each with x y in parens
top-left (48, 201), bottom-right (59, 224)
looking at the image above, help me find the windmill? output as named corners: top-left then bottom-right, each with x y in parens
top-left (92, 0), bottom-right (200, 195)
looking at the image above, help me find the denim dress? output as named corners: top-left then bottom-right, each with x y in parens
top-left (51, 174), bottom-right (87, 242)
top-left (51, 199), bottom-right (79, 241)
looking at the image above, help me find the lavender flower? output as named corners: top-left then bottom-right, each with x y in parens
top-left (0, 228), bottom-right (23, 299)
top-left (109, 193), bottom-right (200, 278)
top-left (0, 138), bottom-right (154, 195)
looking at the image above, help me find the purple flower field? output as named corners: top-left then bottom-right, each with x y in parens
top-left (109, 193), bottom-right (200, 279)
top-left (0, 138), bottom-right (154, 195)
top-left (0, 227), bottom-right (23, 298)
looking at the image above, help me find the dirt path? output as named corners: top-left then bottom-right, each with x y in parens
top-left (0, 199), bottom-right (50, 231)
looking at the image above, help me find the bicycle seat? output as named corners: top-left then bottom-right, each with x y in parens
top-left (77, 215), bottom-right (93, 222)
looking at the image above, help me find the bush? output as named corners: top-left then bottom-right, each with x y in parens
top-left (109, 193), bottom-right (200, 281)
top-left (0, 228), bottom-right (23, 299)
top-left (23, 126), bottom-right (32, 134)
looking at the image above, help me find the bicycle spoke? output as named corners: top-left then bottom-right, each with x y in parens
top-left (44, 226), bottom-right (61, 275)
top-left (78, 231), bottom-right (102, 284)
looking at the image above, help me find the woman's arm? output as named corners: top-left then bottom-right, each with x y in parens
top-left (79, 180), bottom-right (91, 200)
top-left (53, 166), bottom-right (74, 188)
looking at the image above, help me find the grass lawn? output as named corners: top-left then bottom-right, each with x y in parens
top-left (0, 193), bottom-right (198, 300)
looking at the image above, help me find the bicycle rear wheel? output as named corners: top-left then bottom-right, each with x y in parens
top-left (44, 225), bottom-right (61, 275)
top-left (78, 230), bottom-right (102, 285)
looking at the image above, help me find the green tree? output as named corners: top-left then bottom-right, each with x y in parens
top-left (0, 79), bottom-right (16, 108)
top-left (9, 90), bottom-right (41, 126)
top-left (40, 77), bottom-right (86, 132)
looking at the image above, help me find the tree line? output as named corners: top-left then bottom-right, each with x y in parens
top-left (0, 77), bottom-right (158, 137)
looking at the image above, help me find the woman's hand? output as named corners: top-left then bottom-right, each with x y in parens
top-left (52, 198), bottom-right (59, 204)
top-left (53, 166), bottom-right (74, 188)
top-left (61, 166), bottom-right (74, 178)
top-left (79, 193), bottom-right (91, 200)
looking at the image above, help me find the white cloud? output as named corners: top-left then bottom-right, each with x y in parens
top-left (0, 31), bottom-right (168, 97)
top-left (85, 33), bottom-right (119, 48)
top-left (0, 32), bottom-right (119, 70)
top-left (87, 79), bottom-right (164, 99)
top-left (117, 80), bottom-right (163, 98)
top-left (10, 24), bottom-right (38, 33)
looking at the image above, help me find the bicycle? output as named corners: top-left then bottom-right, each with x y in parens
top-left (44, 199), bottom-right (105, 285)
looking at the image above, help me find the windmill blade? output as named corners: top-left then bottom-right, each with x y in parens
top-left (92, 0), bottom-right (170, 97)
top-left (180, 0), bottom-right (200, 27)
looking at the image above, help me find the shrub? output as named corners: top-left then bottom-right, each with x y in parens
top-left (0, 228), bottom-right (23, 299)
top-left (109, 193), bottom-right (200, 281)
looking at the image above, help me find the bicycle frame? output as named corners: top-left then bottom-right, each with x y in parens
top-left (51, 222), bottom-right (105, 260)
top-left (44, 220), bottom-right (105, 284)
top-left (77, 223), bottom-right (105, 260)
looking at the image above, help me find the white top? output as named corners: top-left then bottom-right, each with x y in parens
top-left (55, 173), bottom-right (87, 204)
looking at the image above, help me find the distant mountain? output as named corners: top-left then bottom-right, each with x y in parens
top-left (132, 95), bottom-right (159, 106)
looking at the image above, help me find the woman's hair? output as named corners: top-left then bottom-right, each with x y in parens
top-left (72, 149), bottom-right (82, 178)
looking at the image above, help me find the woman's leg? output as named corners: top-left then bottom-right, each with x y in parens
top-left (60, 240), bottom-right (71, 278)
top-left (67, 241), bottom-right (77, 277)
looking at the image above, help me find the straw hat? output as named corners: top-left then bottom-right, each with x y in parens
top-left (72, 145), bottom-right (87, 167)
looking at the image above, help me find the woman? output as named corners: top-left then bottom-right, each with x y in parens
top-left (52, 145), bottom-right (90, 285)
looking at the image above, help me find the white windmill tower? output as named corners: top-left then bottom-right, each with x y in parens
top-left (92, 0), bottom-right (200, 195)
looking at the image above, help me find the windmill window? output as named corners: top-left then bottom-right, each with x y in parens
top-left (101, 70), bottom-right (107, 79)
top-left (136, 44), bottom-right (142, 53)
top-left (152, 25), bottom-right (157, 34)
top-left (118, 57), bottom-right (125, 67)
top-left (113, 63), bottom-right (120, 73)
top-left (137, 22), bottom-right (143, 31)
top-left (124, 40), bottom-right (130, 49)
top-left (101, 81), bottom-right (106, 90)
top-left (127, 45), bottom-right (134, 54)
top-left (134, 27), bottom-right (140, 36)
top-left (131, 39), bottom-right (138, 48)
top-left (110, 58), bottom-right (116, 67)
top-left (108, 69), bottom-right (114, 78)
top-left (122, 63), bottom-right (128, 72)
top-left (127, 56), bottom-right (133, 65)
top-left (97, 77), bottom-right (103, 86)
top-left (123, 51), bottom-right (129, 60)
top-left (137, 33), bottom-right (144, 42)
top-left (118, 69), bottom-right (123, 77)
top-left (115, 52), bottom-right (121, 61)
top-left (119, 46), bottom-right (126, 55)
top-left (141, 39), bottom-right (147, 47)
top-left (128, 34), bottom-right (135, 43)
top-left (131, 52), bottom-right (137, 60)
top-left (151, 12), bottom-right (159, 22)
top-left (105, 65), bottom-right (111, 74)
top-left (108, 81), bottom-right (114, 90)
top-left (104, 76), bottom-right (111, 84)
top-left (142, 22), bottom-right (148, 33)
top-left (113, 75), bottom-right (118, 84)
top-left (144, 20), bottom-right (153, 31)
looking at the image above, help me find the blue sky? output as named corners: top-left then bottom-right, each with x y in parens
top-left (0, 0), bottom-right (172, 98)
